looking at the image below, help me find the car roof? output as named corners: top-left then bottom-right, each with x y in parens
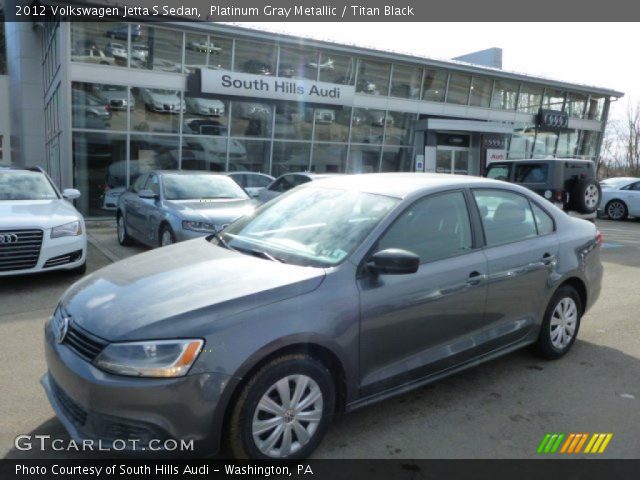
top-left (227, 171), bottom-right (273, 178)
top-left (305, 173), bottom-right (511, 198)
top-left (491, 158), bottom-right (594, 164)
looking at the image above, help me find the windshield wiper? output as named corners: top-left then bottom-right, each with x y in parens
top-left (233, 246), bottom-right (285, 263)
top-left (209, 231), bottom-right (234, 250)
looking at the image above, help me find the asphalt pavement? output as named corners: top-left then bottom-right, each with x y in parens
top-left (0, 219), bottom-right (638, 459)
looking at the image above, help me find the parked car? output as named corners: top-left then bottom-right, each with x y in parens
top-left (242, 60), bottom-right (273, 76)
top-left (370, 110), bottom-right (394, 127)
top-left (0, 167), bottom-right (86, 276)
top-left (234, 102), bottom-right (271, 120)
top-left (258, 172), bottom-right (336, 204)
top-left (598, 176), bottom-right (640, 220)
top-left (106, 24), bottom-right (141, 41)
top-left (312, 109), bottom-right (336, 125)
top-left (70, 48), bottom-right (115, 66)
top-left (116, 171), bottom-right (253, 247)
top-left (226, 172), bottom-right (274, 198)
top-left (43, 173), bottom-right (602, 459)
top-left (95, 85), bottom-right (134, 111)
top-left (185, 97), bottom-right (225, 116)
top-left (104, 41), bottom-right (127, 62)
top-left (187, 39), bottom-right (222, 53)
top-left (71, 89), bottom-right (111, 129)
top-left (139, 89), bottom-right (184, 114)
top-left (486, 158), bottom-right (601, 217)
top-left (307, 57), bottom-right (335, 71)
top-left (131, 44), bottom-right (149, 62)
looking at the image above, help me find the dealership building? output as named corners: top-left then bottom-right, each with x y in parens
top-left (0, 5), bottom-right (624, 217)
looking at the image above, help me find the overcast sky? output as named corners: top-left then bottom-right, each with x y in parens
top-left (234, 22), bottom-right (638, 122)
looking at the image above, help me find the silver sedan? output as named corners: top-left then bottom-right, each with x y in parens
top-left (116, 170), bottom-right (254, 247)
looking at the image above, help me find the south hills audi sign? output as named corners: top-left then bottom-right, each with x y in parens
top-left (194, 69), bottom-right (355, 106)
top-left (537, 108), bottom-right (570, 131)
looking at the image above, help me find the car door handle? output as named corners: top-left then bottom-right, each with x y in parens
top-left (466, 271), bottom-right (484, 286)
top-left (542, 253), bottom-right (556, 266)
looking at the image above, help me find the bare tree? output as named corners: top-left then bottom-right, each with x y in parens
top-left (615, 99), bottom-right (640, 176)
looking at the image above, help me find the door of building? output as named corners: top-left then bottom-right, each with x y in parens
top-left (436, 147), bottom-right (470, 175)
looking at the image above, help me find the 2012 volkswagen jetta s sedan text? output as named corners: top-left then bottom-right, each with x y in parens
top-left (42, 173), bottom-right (603, 459)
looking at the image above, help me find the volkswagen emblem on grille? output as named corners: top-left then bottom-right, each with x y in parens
top-left (0, 233), bottom-right (19, 244)
top-left (57, 316), bottom-right (70, 344)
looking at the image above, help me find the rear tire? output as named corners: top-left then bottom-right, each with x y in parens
top-left (117, 213), bottom-right (133, 246)
top-left (571, 179), bottom-right (600, 214)
top-left (606, 200), bottom-right (628, 221)
top-left (534, 285), bottom-right (582, 360)
top-left (228, 354), bottom-right (335, 459)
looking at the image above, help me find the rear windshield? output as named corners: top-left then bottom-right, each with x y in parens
top-left (514, 164), bottom-right (548, 183)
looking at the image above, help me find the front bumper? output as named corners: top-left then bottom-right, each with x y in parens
top-left (0, 231), bottom-right (86, 277)
top-left (42, 319), bottom-right (234, 453)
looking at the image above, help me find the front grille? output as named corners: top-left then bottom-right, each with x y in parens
top-left (0, 229), bottom-right (43, 272)
top-left (53, 306), bottom-right (108, 361)
top-left (43, 250), bottom-right (82, 268)
top-left (51, 377), bottom-right (88, 427)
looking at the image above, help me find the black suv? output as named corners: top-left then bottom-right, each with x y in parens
top-left (486, 158), bottom-right (601, 216)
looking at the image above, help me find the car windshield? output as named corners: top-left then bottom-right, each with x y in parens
top-left (162, 174), bottom-right (248, 201)
top-left (0, 172), bottom-right (58, 200)
top-left (220, 187), bottom-right (399, 267)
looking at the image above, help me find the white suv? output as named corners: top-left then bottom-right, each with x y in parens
top-left (0, 167), bottom-right (87, 276)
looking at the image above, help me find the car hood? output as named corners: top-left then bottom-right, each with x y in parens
top-left (194, 99), bottom-right (224, 108)
top-left (61, 239), bottom-right (325, 341)
top-left (149, 93), bottom-right (180, 103)
top-left (0, 199), bottom-right (81, 230)
top-left (165, 198), bottom-right (253, 222)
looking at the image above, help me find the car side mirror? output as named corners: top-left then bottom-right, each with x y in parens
top-left (367, 248), bottom-right (420, 275)
top-left (62, 188), bottom-right (81, 200)
top-left (138, 189), bottom-right (158, 200)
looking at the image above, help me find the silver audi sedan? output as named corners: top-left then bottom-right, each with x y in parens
top-left (45, 173), bottom-right (602, 459)
top-left (116, 170), bottom-right (254, 247)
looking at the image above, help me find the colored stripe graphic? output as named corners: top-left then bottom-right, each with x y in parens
top-left (539, 433), bottom-right (613, 454)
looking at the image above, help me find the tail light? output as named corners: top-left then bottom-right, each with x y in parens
top-left (595, 230), bottom-right (603, 247)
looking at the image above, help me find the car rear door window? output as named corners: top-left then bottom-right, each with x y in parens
top-left (473, 189), bottom-right (538, 246)
top-left (514, 164), bottom-right (548, 183)
top-left (530, 202), bottom-right (555, 235)
top-left (376, 191), bottom-right (473, 263)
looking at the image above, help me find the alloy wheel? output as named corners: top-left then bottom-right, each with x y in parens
top-left (607, 201), bottom-right (626, 220)
top-left (251, 374), bottom-right (323, 458)
top-left (161, 230), bottom-right (173, 246)
top-left (117, 217), bottom-right (125, 243)
top-left (550, 297), bottom-right (578, 349)
top-left (584, 184), bottom-right (599, 209)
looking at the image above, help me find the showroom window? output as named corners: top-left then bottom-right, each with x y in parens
top-left (234, 39), bottom-right (276, 76)
top-left (72, 82), bottom-right (128, 132)
top-left (385, 111), bottom-right (414, 146)
top-left (446, 73), bottom-right (471, 105)
top-left (422, 69), bottom-right (448, 103)
top-left (184, 33), bottom-right (232, 73)
top-left (586, 96), bottom-right (606, 121)
top-left (0, 135), bottom-right (4, 164)
top-left (578, 131), bottom-right (600, 159)
top-left (131, 87), bottom-right (182, 133)
top-left (517, 84), bottom-right (544, 114)
top-left (390, 64), bottom-right (422, 99)
top-left (347, 145), bottom-right (381, 173)
top-left (473, 189), bottom-right (538, 246)
top-left (313, 107), bottom-right (350, 143)
top-left (182, 136), bottom-right (229, 172)
top-left (279, 47), bottom-right (320, 80)
top-left (183, 96), bottom-right (228, 136)
top-left (71, 22), bottom-right (127, 67)
top-left (275, 102), bottom-right (313, 141)
top-left (533, 131), bottom-right (559, 158)
top-left (272, 142), bottom-right (311, 177)
top-left (320, 52), bottom-right (356, 85)
top-left (231, 139), bottom-right (271, 173)
top-left (131, 26), bottom-right (183, 73)
top-left (0, 20), bottom-right (6, 74)
top-left (469, 77), bottom-right (493, 108)
top-left (492, 80), bottom-right (519, 110)
top-left (311, 143), bottom-right (348, 173)
top-left (230, 100), bottom-right (273, 138)
top-left (350, 108), bottom-right (384, 144)
top-left (377, 191), bottom-right (472, 263)
top-left (565, 92), bottom-right (587, 119)
top-left (556, 130), bottom-right (579, 157)
top-left (356, 59), bottom-right (390, 95)
top-left (381, 147), bottom-right (413, 172)
top-left (542, 89), bottom-right (565, 111)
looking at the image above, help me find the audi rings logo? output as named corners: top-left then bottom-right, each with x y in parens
top-left (56, 316), bottom-right (70, 344)
top-left (538, 108), bottom-right (569, 129)
top-left (0, 233), bottom-right (19, 244)
top-left (484, 139), bottom-right (504, 148)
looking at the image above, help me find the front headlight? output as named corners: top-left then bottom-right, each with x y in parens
top-left (94, 339), bottom-right (204, 377)
top-left (182, 220), bottom-right (217, 232)
top-left (51, 221), bottom-right (82, 238)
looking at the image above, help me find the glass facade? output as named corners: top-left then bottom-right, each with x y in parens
top-left (67, 23), bottom-right (611, 217)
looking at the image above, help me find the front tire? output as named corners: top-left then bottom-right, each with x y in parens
top-left (534, 285), bottom-right (582, 360)
top-left (159, 224), bottom-right (176, 247)
top-left (228, 354), bottom-right (335, 459)
top-left (606, 200), bottom-right (628, 221)
top-left (117, 213), bottom-right (134, 246)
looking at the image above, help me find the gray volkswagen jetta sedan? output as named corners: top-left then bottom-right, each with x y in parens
top-left (43, 173), bottom-right (602, 459)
